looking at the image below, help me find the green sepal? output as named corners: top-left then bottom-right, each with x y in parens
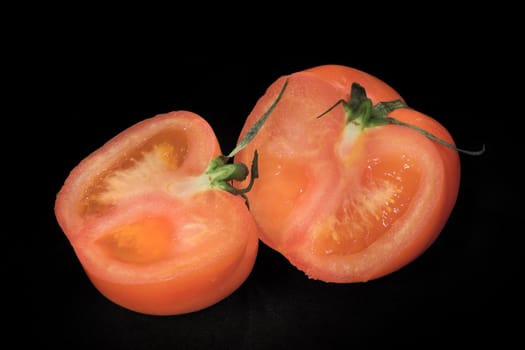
top-left (206, 150), bottom-right (259, 208)
top-left (317, 82), bottom-right (485, 155)
top-left (203, 78), bottom-right (289, 206)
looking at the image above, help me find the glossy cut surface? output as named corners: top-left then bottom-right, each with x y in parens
top-left (55, 111), bottom-right (259, 315)
top-left (234, 65), bottom-right (460, 283)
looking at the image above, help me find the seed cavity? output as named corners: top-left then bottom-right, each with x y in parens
top-left (80, 134), bottom-right (188, 217)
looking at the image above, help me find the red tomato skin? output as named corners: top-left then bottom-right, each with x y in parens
top-left (234, 66), bottom-right (460, 283)
top-left (304, 64), bottom-right (405, 103)
top-left (55, 111), bottom-right (259, 315)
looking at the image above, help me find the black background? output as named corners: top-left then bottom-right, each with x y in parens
top-left (16, 46), bottom-right (503, 348)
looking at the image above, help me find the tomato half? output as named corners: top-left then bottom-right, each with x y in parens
top-left (233, 65), bottom-right (460, 283)
top-left (55, 111), bottom-right (259, 315)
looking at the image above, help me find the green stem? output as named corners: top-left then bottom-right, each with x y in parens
top-left (206, 79), bottom-right (289, 205)
top-left (317, 82), bottom-right (485, 155)
top-left (206, 150), bottom-right (259, 207)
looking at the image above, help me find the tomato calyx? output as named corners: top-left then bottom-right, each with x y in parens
top-left (317, 83), bottom-right (485, 156)
top-left (206, 151), bottom-right (259, 204)
top-left (206, 78), bottom-right (289, 206)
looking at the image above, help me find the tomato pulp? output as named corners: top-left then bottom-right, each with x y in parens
top-left (55, 111), bottom-right (259, 315)
top-left (234, 65), bottom-right (461, 283)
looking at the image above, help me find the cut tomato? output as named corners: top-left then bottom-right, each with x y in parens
top-left (55, 111), bottom-right (259, 315)
top-left (234, 65), bottom-right (461, 283)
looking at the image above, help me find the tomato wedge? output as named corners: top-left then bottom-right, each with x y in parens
top-left (55, 111), bottom-right (259, 315)
top-left (233, 65), bottom-right (463, 283)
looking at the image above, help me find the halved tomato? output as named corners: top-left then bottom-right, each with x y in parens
top-left (234, 65), bottom-right (461, 283)
top-left (55, 111), bottom-right (259, 315)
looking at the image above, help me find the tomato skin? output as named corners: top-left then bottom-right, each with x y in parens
top-left (304, 64), bottom-right (405, 103)
top-left (55, 111), bottom-right (259, 315)
top-left (234, 66), bottom-right (460, 283)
